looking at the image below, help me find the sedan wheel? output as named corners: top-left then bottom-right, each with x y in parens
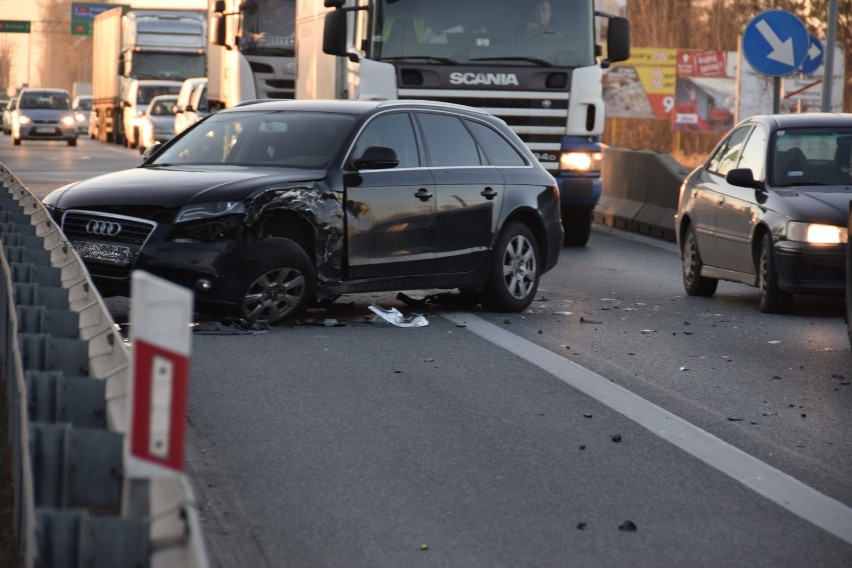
top-left (238, 238), bottom-right (316, 324)
top-left (481, 222), bottom-right (539, 312)
top-left (681, 225), bottom-right (717, 296)
top-left (758, 233), bottom-right (793, 314)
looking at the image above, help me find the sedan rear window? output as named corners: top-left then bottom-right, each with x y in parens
top-left (152, 111), bottom-right (358, 169)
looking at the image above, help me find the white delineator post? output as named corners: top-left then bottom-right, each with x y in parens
top-left (127, 270), bottom-right (193, 476)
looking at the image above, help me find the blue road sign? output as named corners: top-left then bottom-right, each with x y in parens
top-left (799, 35), bottom-right (824, 76)
top-left (742, 10), bottom-right (809, 77)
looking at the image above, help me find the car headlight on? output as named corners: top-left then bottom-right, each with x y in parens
top-left (61, 116), bottom-right (75, 126)
top-left (786, 221), bottom-right (848, 244)
top-left (175, 201), bottom-right (246, 223)
top-left (560, 151), bottom-right (602, 173)
top-left (74, 112), bottom-right (86, 122)
top-left (17, 115), bottom-right (30, 125)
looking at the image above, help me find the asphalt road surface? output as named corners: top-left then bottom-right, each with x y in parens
top-left (3, 136), bottom-right (852, 567)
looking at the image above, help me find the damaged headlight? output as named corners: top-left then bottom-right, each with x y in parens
top-left (175, 202), bottom-right (246, 223)
top-left (786, 222), bottom-right (848, 245)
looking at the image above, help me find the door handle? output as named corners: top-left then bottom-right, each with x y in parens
top-left (414, 188), bottom-right (433, 201)
top-left (481, 187), bottom-right (498, 200)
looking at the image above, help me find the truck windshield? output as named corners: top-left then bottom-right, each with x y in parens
top-left (368, 0), bottom-right (595, 67)
top-left (238, 0), bottom-right (296, 55)
top-left (133, 53), bottom-right (206, 81)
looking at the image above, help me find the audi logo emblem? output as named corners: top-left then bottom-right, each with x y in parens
top-left (85, 220), bottom-right (123, 236)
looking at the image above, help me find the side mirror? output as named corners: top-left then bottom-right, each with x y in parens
top-left (727, 168), bottom-right (763, 190)
top-left (603, 16), bottom-right (630, 67)
top-left (212, 14), bottom-right (227, 46)
top-left (213, 0), bottom-right (225, 12)
top-left (353, 146), bottom-right (399, 170)
top-left (185, 105), bottom-right (195, 112)
top-left (142, 142), bottom-right (162, 161)
top-left (323, 10), bottom-right (348, 56)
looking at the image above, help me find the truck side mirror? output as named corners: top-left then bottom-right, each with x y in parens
top-left (603, 17), bottom-right (630, 67)
top-left (212, 14), bottom-right (226, 46)
top-left (323, 10), bottom-right (348, 56)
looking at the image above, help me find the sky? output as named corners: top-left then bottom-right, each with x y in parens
top-left (1, 0), bottom-right (207, 94)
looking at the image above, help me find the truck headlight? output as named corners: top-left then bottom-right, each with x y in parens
top-left (787, 222), bottom-right (848, 244)
top-left (175, 202), bottom-right (246, 223)
top-left (560, 151), bottom-right (602, 173)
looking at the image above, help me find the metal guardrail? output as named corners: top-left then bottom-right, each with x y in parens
top-left (0, 164), bottom-right (209, 568)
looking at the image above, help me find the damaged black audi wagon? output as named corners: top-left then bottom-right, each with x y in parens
top-left (42, 99), bottom-right (563, 323)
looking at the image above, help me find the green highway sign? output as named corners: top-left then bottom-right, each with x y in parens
top-left (0, 20), bottom-right (31, 34)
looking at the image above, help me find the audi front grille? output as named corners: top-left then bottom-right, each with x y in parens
top-left (61, 210), bottom-right (156, 245)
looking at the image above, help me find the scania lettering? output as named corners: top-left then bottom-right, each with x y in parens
top-left (450, 72), bottom-right (520, 86)
top-left (208, 0), bottom-right (297, 111)
top-left (296, 0), bottom-right (630, 246)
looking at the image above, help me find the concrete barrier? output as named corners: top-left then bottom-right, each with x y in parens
top-left (595, 147), bottom-right (692, 243)
top-left (0, 164), bottom-right (209, 568)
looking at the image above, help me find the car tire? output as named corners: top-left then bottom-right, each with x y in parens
top-left (562, 206), bottom-right (593, 247)
top-left (681, 224), bottom-right (718, 296)
top-left (481, 221), bottom-right (540, 312)
top-left (758, 233), bottom-right (793, 314)
top-left (12, 136), bottom-right (20, 146)
top-left (237, 238), bottom-right (316, 324)
top-left (67, 138), bottom-right (77, 147)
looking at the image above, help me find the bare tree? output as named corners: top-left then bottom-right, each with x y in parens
top-left (0, 39), bottom-right (14, 96)
top-left (36, 0), bottom-right (94, 92)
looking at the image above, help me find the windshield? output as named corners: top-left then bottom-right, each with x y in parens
top-left (238, 0), bottom-right (296, 55)
top-left (151, 110), bottom-right (357, 169)
top-left (772, 128), bottom-right (852, 187)
top-left (132, 53), bottom-right (206, 81)
top-left (19, 92), bottom-right (72, 110)
top-left (138, 84), bottom-right (181, 105)
top-left (367, 0), bottom-right (595, 67)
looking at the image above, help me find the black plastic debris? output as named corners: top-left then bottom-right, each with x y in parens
top-left (581, 317), bottom-right (602, 324)
top-left (583, 414), bottom-right (593, 418)
top-left (771, 375), bottom-right (782, 380)
top-left (193, 318), bottom-right (272, 335)
top-left (610, 434), bottom-right (622, 442)
top-left (577, 522), bottom-right (588, 530)
top-left (579, 445), bottom-right (586, 450)
top-left (618, 521), bottom-right (638, 532)
top-left (727, 417), bottom-right (744, 422)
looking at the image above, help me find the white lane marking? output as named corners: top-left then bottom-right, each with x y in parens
top-left (442, 311), bottom-right (852, 545)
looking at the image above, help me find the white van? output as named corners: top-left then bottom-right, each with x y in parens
top-left (174, 77), bottom-right (207, 135)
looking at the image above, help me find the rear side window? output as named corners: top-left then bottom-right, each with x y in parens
top-left (465, 120), bottom-right (526, 166)
top-left (416, 112), bottom-right (482, 167)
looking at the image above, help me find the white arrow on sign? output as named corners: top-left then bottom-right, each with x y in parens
top-left (807, 41), bottom-right (822, 62)
top-left (756, 19), bottom-right (795, 66)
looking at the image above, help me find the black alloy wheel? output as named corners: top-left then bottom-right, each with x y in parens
top-left (481, 221), bottom-right (540, 312)
top-left (758, 233), bottom-right (793, 314)
top-left (238, 238), bottom-right (316, 324)
top-left (681, 224), bottom-right (718, 296)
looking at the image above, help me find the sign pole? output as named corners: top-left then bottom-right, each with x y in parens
top-left (773, 77), bottom-right (781, 113)
top-left (821, 0), bottom-right (838, 111)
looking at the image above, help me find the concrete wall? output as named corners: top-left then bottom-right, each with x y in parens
top-left (594, 147), bottom-right (692, 243)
